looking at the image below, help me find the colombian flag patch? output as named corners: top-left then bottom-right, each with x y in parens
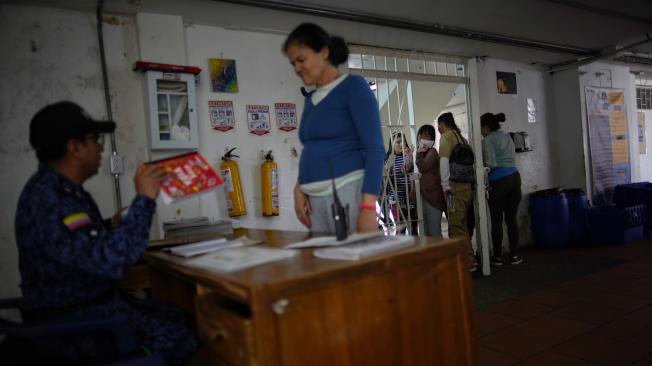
top-left (63, 212), bottom-right (92, 231)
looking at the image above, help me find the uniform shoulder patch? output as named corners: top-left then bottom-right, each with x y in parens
top-left (63, 212), bottom-right (93, 231)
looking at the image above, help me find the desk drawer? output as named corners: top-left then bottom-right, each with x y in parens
top-left (195, 294), bottom-right (254, 365)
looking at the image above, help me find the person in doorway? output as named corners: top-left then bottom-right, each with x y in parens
top-left (15, 101), bottom-right (199, 365)
top-left (283, 23), bottom-right (385, 233)
top-left (437, 112), bottom-right (476, 271)
top-left (481, 112), bottom-right (523, 265)
top-left (415, 124), bottom-right (445, 237)
top-left (384, 132), bottom-right (415, 233)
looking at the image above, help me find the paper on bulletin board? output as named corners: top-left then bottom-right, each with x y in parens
top-left (209, 100), bottom-right (235, 132)
top-left (639, 112), bottom-right (646, 154)
top-left (610, 109), bottom-right (626, 135)
top-left (611, 139), bottom-right (629, 164)
top-left (608, 91), bottom-right (624, 104)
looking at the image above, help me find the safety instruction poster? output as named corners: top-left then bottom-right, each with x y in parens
top-left (585, 86), bottom-right (630, 204)
top-left (247, 105), bottom-right (271, 135)
top-left (209, 100), bottom-right (235, 132)
top-left (275, 103), bottom-right (298, 132)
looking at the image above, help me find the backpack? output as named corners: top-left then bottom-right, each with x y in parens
top-left (449, 132), bottom-right (475, 183)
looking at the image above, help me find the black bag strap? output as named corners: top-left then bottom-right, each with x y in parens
top-left (452, 130), bottom-right (469, 147)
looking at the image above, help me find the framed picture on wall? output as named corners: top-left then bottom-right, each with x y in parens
top-left (209, 58), bottom-right (239, 93)
top-left (496, 71), bottom-right (517, 94)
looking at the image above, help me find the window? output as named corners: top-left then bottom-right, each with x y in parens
top-left (637, 86), bottom-right (652, 110)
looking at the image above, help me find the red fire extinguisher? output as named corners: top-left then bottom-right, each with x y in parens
top-left (261, 151), bottom-right (279, 216)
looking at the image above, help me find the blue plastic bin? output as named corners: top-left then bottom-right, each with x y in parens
top-left (614, 182), bottom-right (651, 206)
top-left (529, 188), bottom-right (570, 248)
top-left (587, 204), bottom-right (646, 245)
top-left (562, 189), bottom-right (589, 244)
top-left (614, 182), bottom-right (652, 237)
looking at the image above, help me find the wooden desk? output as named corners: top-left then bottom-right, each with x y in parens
top-left (144, 229), bottom-right (476, 366)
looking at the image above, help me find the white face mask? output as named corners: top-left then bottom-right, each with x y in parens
top-left (419, 139), bottom-right (434, 148)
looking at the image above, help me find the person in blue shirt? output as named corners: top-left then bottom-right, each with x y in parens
top-left (283, 23), bottom-right (385, 233)
top-left (15, 101), bottom-right (199, 365)
top-left (481, 112), bottom-right (523, 266)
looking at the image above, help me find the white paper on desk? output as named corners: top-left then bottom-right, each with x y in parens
top-left (314, 235), bottom-right (415, 261)
top-left (283, 231), bottom-right (384, 249)
top-left (166, 236), bottom-right (263, 258)
top-left (187, 247), bottom-right (298, 272)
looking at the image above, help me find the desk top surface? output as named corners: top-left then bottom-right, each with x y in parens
top-left (144, 229), bottom-right (464, 301)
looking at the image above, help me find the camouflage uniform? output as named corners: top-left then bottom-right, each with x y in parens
top-left (15, 164), bottom-right (199, 365)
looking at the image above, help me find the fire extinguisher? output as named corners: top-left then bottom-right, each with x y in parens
top-left (220, 147), bottom-right (246, 217)
top-left (261, 150), bottom-right (279, 216)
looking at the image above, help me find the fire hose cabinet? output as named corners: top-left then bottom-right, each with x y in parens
top-left (134, 61), bottom-right (201, 150)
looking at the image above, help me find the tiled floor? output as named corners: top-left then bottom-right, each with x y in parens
top-left (476, 238), bottom-right (652, 365)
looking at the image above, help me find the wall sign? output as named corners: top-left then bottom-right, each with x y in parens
top-left (247, 105), bottom-right (271, 135)
top-left (639, 111), bottom-right (646, 154)
top-left (585, 86), bottom-right (631, 205)
top-left (209, 100), bottom-right (235, 132)
top-left (275, 103), bottom-right (297, 132)
top-left (527, 98), bottom-right (537, 123)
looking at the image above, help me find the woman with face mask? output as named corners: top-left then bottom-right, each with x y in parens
top-left (415, 124), bottom-right (445, 237)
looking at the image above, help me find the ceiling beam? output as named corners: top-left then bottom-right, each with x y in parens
top-left (211, 0), bottom-right (597, 56)
top-left (541, 0), bottom-right (652, 25)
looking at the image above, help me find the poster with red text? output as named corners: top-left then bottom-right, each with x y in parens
top-left (209, 100), bottom-right (235, 132)
top-left (246, 105), bottom-right (271, 135)
top-left (152, 152), bottom-right (224, 204)
top-left (274, 102), bottom-right (297, 132)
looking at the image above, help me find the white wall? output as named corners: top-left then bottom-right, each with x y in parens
top-left (185, 24), bottom-right (305, 231)
top-left (549, 61), bottom-right (642, 201)
top-left (475, 58), bottom-right (557, 246)
top-left (0, 4), bottom-right (146, 298)
top-left (548, 68), bottom-right (586, 190)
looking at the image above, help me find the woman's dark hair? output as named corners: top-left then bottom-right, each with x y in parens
top-left (480, 112), bottom-right (506, 132)
top-left (417, 124), bottom-right (437, 141)
top-left (437, 112), bottom-right (462, 134)
top-left (282, 23), bottom-right (349, 66)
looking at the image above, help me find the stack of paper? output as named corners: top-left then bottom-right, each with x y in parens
top-left (187, 247), bottom-right (298, 272)
top-left (163, 217), bottom-right (234, 239)
top-left (313, 235), bottom-right (415, 261)
top-left (283, 231), bottom-right (385, 249)
top-left (163, 217), bottom-right (210, 231)
top-left (165, 236), bottom-right (261, 258)
top-left (166, 238), bottom-right (233, 257)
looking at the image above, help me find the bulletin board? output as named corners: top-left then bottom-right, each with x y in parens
top-left (585, 86), bottom-right (631, 205)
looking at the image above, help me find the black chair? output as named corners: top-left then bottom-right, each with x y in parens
top-left (0, 297), bottom-right (165, 365)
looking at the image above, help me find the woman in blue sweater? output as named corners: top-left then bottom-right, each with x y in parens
top-left (481, 112), bottom-right (523, 265)
top-left (283, 23), bottom-right (385, 233)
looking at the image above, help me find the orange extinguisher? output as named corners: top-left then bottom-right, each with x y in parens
top-left (261, 150), bottom-right (279, 216)
top-left (220, 147), bottom-right (246, 217)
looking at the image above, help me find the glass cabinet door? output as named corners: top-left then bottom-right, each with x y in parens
top-left (147, 72), bottom-right (198, 149)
